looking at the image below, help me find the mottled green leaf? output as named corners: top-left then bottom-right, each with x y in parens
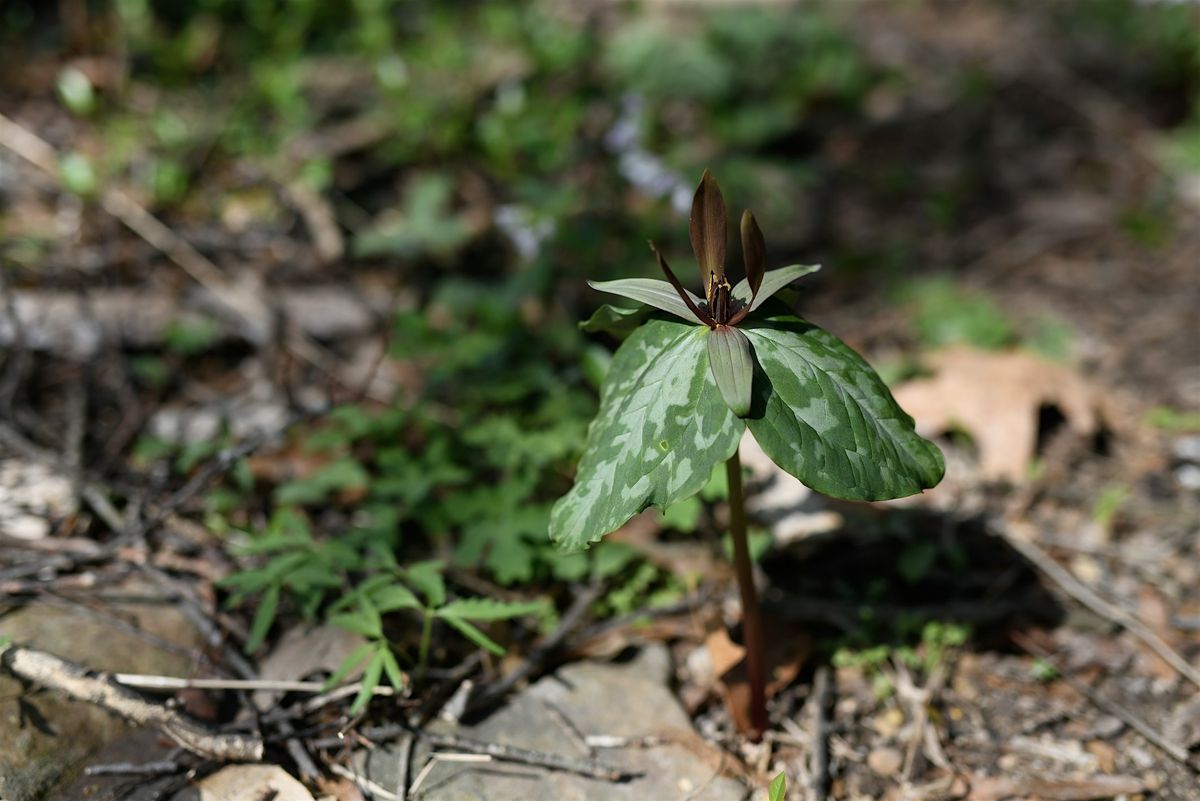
top-left (733, 264), bottom-right (821, 312)
top-left (550, 318), bottom-right (744, 549)
top-left (588, 279), bottom-right (706, 325)
top-left (707, 325), bottom-right (754, 418)
top-left (743, 310), bottom-right (944, 501)
top-left (580, 303), bottom-right (651, 337)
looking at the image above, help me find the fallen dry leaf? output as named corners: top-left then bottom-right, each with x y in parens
top-left (892, 346), bottom-right (1102, 482)
top-left (705, 620), bottom-right (810, 737)
top-left (253, 624), bottom-right (368, 709)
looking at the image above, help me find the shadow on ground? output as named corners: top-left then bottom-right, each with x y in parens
top-left (760, 509), bottom-right (1066, 655)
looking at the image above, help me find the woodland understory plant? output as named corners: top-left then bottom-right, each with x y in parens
top-left (550, 171), bottom-right (944, 739)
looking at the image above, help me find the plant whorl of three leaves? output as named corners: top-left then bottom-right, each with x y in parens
top-left (550, 172), bottom-right (944, 550)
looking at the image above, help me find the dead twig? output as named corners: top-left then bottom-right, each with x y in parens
top-left (408, 753), bottom-right (493, 799)
top-left (395, 731), bottom-right (416, 801)
top-left (312, 724), bottom-right (639, 782)
top-left (111, 674), bottom-right (397, 696)
top-left (806, 665), bottom-right (832, 801)
top-left (0, 111), bottom-right (391, 401)
top-left (329, 761), bottom-right (403, 800)
top-left (281, 178), bottom-right (344, 264)
top-left (1011, 632), bottom-right (1194, 767)
top-left (420, 731), bottom-right (637, 782)
top-left (0, 642), bottom-right (263, 761)
top-left (895, 657), bottom-right (953, 786)
top-left (467, 581), bottom-right (607, 714)
top-left (996, 520), bottom-right (1200, 691)
top-left (84, 760), bottom-right (184, 777)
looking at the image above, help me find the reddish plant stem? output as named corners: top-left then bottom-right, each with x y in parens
top-left (726, 448), bottom-right (767, 740)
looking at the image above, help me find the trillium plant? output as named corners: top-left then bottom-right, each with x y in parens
top-left (550, 171), bottom-right (944, 739)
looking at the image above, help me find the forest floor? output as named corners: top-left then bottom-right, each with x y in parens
top-left (1, 1), bottom-right (1199, 800)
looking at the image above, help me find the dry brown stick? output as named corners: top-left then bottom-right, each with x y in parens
top-left (1011, 632), bottom-right (1193, 766)
top-left (806, 665), bottom-right (832, 801)
top-left (312, 725), bottom-right (638, 782)
top-left (421, 731), bottom-right (637, 781)
top-left (895, 657), bottom-right (953, 784)
top-left (467, 581), bottom-right (607, 714)
top-left (112, 674), bottom-right (397, 696)
top-left (996, 520), bottom-right (1200, 691)
top-left (395, 731), bottom-right (416, 801)
top-left (0, 642), bottom-right (263, 762)
top-left (85, 760), bottom-right (183, 777)
top-left (0, 111), bottom-right (391, 401)
top-left (329, 761), bottom-right (403, 801)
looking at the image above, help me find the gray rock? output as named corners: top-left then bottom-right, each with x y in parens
top-left (0, 584), bottom-right (205, 801)
top-left (360, 645), bottom-right (747, 801)
top-left (169, 765), bottom-right (314, 801)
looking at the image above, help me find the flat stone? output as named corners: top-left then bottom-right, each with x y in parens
top-left (740, 432), bottom-right (842, 544)
top-left (0, 459), bottom-right (77, 540)
top-left (360, 645), bottom-right (747, 801)
top-left (0, 584), bottom-right (206, 801)
top-left (866, 746), bottom-right (904, 777)
top-left (170, 764), bottom-right (314, 801)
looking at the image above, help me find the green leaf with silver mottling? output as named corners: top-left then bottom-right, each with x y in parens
top-left (743, 309), bottom-right (944, 501)
top-left (588, 278), bottom-right (707, 325)
top-left (733, 264), bottom-right (821, 312)
top-left (550, 317), bottom-right (744, 550)
top-left (707, 325), bottom-right (754, 418)
top-left (580, 303), bottom-right (651, 337)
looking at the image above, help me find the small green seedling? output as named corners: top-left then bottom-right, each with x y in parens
top-left (327, 560), bottom-right (547, 711)
top-left (551, 171), bottom-right (943, 739)
top-left (768, 771), bottom-right (787, 801)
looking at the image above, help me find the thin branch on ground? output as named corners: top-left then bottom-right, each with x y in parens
top-left (84, 760), bottom-right (184, 777)
top-left (895, 657), bottom-right (953, 785)
top-left (0, 642), bottom-right (263, 761)
top-left (467, 581), bottom-right (607, 714)
top-left (0, 110), bottom-right (392, 402)
top-left (420, 732), bottom-right (637, 781)
top-left (329, 761), bottom-right (403, 801)
top-left (408, 753), bottom-right (493, 799)
top-left (312, 724), bottom-right (639, 782)
top-left (112, 674), bottom-right (397, 696)
top-left (1011, 631), bottom-right (1194, 767)
top-left (805, 665), bottom-right (832, 801)
top-left (996, 519), bottom-right (1200, 691)
top-left (394, 731), bottom-right (416, 801)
